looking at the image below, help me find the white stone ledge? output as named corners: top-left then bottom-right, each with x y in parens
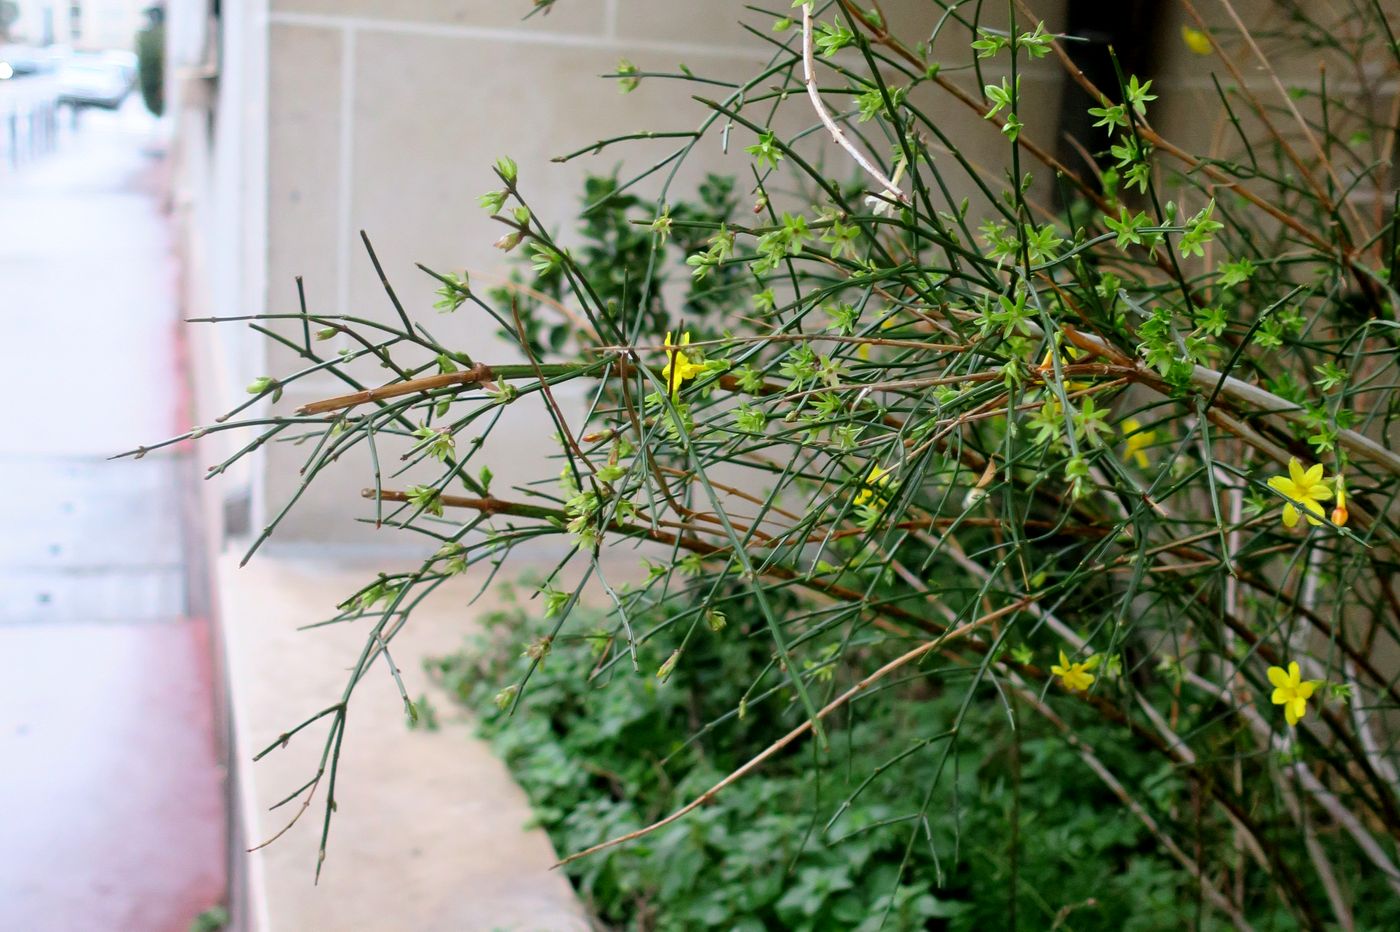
top-left (215, 548), bottom-right (589, 931)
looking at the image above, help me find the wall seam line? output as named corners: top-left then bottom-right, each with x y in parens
top-left (337, 24), bottom-right (356, 322)
top-left (267, 11), bottom-right (764, 59)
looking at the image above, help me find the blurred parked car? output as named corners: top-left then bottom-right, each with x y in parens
top-left (101, 50), bottom-right (138, 86)
top-left (0, 45), bottom-right (63, 80)
top-left (57, 54), bottom-right (132, 109)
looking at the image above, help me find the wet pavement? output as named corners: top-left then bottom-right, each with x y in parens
top-left (0, 100), bottom-right (227, 930)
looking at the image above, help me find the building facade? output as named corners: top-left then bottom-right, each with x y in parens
top-left (167, 0), bottom-right (1312, 553)
top-left (167, 0), bottom-right (1065, 552)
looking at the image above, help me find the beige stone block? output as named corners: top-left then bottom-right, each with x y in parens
top-left (607, 1), bottom-right (1067, 62)
top-left (337, 31), bottom-right (767, 478)
top-left (611, 0), bottom-right (765, 49)
top-left (271, 0), bottom-right (607, 35)
top-left (1151, 61), bottom-right (1396, 193)
top-left (267, 23), bottom-right (344, 375)
top-left (344, 31), bottom-right (763, 333)
top-left (597, 0), bottom-right (1068, 217)
top-left (1145, 0), bottom-right (1397, 231)
top-left (883, 0), bottom-right (1067, 63)
top-left (1155, 1), bottom-right (1385, 86)
top-left (260, 380), bottom-right (580, 545)
top-left (902, 71), bottom-right (1069, 220)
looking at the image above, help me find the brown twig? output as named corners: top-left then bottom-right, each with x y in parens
top-left (295, 364), bottom-right (495, 416)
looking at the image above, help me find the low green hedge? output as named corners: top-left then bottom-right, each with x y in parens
top-left (427, 588), bottom-right (1347, 930)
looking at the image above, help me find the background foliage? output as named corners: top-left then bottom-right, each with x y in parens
top-left (436, 593), bottom-right (1324, 930)
top-left (135, 14), bottom-right (164, 118)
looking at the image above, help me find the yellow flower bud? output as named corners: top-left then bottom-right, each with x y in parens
top-left (1181, 26), bottom-right (1213, 56)
top-left (1331, 476), bottom-right (1348, 527)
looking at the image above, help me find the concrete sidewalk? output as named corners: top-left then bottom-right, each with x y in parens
top-left (216, 553), bottom-right (588, 931)
top-left (0, 92), bottom-right (591, 931)
top-left (0, 103), bottom-right (227, 930)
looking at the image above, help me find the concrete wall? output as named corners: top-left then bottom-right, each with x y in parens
top-left (1152, 0), bottom-right (1397, 206)
top-left (178, 0), bottom-right (1092, 551)
top-left (169, 0), bottom-right (269, 541)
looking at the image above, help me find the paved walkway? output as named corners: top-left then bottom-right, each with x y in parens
top-left (0, 102), bottom-right (227, 930)
top-left (219, 554), bottom-right (589, 931)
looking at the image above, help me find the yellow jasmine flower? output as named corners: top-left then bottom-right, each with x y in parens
top-left (661, 330), bottom-right (705, 399)
top-left (857, 316), bottom-right (898, 361)
top-left (854, 465), bottom-right (892, 506)
top-left (1051, 650), bottom-right (1100, 692)
top-left (1037, 342), bottom-right (1091, 391)
top-left (1331, 475), bottom-right (1348, 527)
top-left (1121, 418), bottom-right (1156, 468)
top-left (1266, 458), bottom-right (1332, 528)
top-left (1267, 661), bottom-right (1320, 727)
top-left (1181, 25), bottom-right (1213, 55)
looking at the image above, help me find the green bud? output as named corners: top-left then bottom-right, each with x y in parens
top-left (494, 155), bottom-right (518, 184)
top-left (493, 684), bottom-right (518, 710)
top-left (656, 648), bottom-right (681, 683)
top-left (615, 58), bottom-right (640, 93)
top-left (246, 376), bottom-right (282, 403)
top-left (478, 189), bottom-right (508, 214)
top-left (523, 635), bottom-right (552, 662)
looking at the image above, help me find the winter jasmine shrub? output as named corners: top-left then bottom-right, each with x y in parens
top-left (133, 1), bottom-right (1400, 927)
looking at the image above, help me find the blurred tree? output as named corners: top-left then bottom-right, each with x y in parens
top-left (135, 16), bottom-right (164, 117)
top-left (0, 2), bottom-right (18, 42)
